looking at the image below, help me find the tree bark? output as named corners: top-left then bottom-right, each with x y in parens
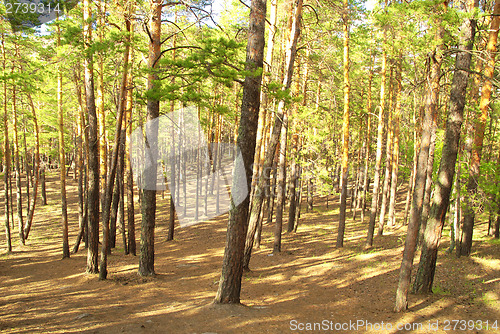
top-left (418, 121), bottom-right (437, 244)
top-left (56, 21), bottom-right (70, 259)
top-left (12, 85), bottom-right (24, 246)
top-left (287, 134), bottom-right (299, 232)
top-left (413, 5), bottom-right (477, 291)
top-left (138, 0), bottom-right (161, 277)
top-left (242, 0), bottom-right (301, 271)
top-left (214, 0), bottom-right (266, 303)
top-left (1, 33), bottom-right (11, 252)
top-left (273, 113), bottom-right (288, 253)
top-left (460, 0), bottom-right (499, 256)
top-left (125, 37), bottom-right (136, 256)
top-left (387, 57), bottom-right (402, 228)
top-left (366, 49), bottom-right (386, 248)
top-left (23, 94), bottom-right (40, 240)
top-left (336, 0), bottom-right (350, 248)
top-left (360, 63), bottom-right (373, 223)
top-left (84, 0), bottom-right (100, 274)
top-left (394, 25), bottom-right (444, 311)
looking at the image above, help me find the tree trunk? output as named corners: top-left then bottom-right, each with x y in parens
top-left (84, 0), bottom-right (100, 274)
top-left (387, 57), bottom-right (402, 228)
top-left (138, 0), bottom-right (161, 277)
top-left (418, 123), bottom-right (437, 244)
top-left (273, 113), bottom-right (288, 253)
top-left (1, 33), bottom-right (11, 252)
top-left (287, 134), bottom-right (299, 232)
top-left (403, 103), bottom-right (419, 226)
top-left (394, 23), bottom-right (444, 311)
top-left (413, 6), bottom-right (477, 292)
top-left (73, 75), bottom-right (86, 253)
top-left (117, 129), bottom-right (127, 253)
top-left (366, 49), bottom-right (387, 248)
top-left (360, 64), bottom-right (373, 223)
top-left (23, 94), bottom-right (40, 240)
top-left (242, 0), bottom-right (301, 272)
top-left (125, 38), bottom-right (136, 256)
top-left (97, 0), bottom-right (107, 209)
top-left (214, 0), bottom-right (266, 304)
top-left (41, 167), bottom-right (47, 205)
top-left (336, 0), bottom-right (350, 248)
top-left (377, 80), bottom-right (393, 236)
top-left (57, 21), bottom-right (70, 259)
top-left (251, 0), bottom-right (278, 201)
top-left (460, 0), bottom-right (499, 256)
top-left (12, 86), bottom-right (24, 246)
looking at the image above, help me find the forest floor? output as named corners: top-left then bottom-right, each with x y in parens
top-left (0, 172), bottom-right (499, 334)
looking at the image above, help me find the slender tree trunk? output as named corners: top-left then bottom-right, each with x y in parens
top-left (99, 6), bottom-right (132, 278)
top-left (84, 0), bottom-right (100, 274)
top-left (214, 0), bottom-right (267, 303)
top-left (387, 57), bottom-right (402, 227)
top-left (167, 101), bottom-right (176, 242)
top-left (336, 1), bottom-right (350, 248)
top-left (418, 121), bottom-right (437, 244)
top-left (366, 49), bottom-right (387, 248)
top-left (12, 86), bottom-right (24, 246)
top-left (23, 94), bottom-right (40, 240)
top-left (377, 84), bottom-right (393, 236)
top-left (117, 129), bottom-right (127, 253)
top-left (460, 0), bottom-right (499, 256)
top-left (242, 0), bottom-right (301, 272)
top-left (273, 113), bottom-right (288, 253)
top-left (287, 134), bottom-right (299, 232)
top-left (57, 21), bottom-right (70, 259)
top-left (395, 22), bottom-right (445, 311)
top-left (138, 0), bottom-right (161, 277)
top-left (403, 103), bottom-right (419, 225)
top-left (97, 0), bottom-right (107, 209)
top-left (125, 34), bottom-right (136, 256)
top-left (1, 33), bottom-right (11, 252)
top-left (251, 0), bottom-right (277, 201)
top-left (360, 64), bottom-right (373, 223)
top-left (73, 75), bottom-right (86, 253)
top-left (413, 6), bottom-right (477, 291)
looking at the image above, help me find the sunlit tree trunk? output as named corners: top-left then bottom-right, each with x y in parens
top-left (336, 0), bottom-right (350, 248)
top-left (460, 0), bottom-right (499, 256)
top-left (395, 17), bottom-right (445, 311)
top-left (418, 117), bottom-right (437, 244)
top-left (251, 0), bottom-right (277, 200)
top-left (125, 27), bottom-right (136, 256)
top-left (242, 0), bottom-right (301, 271)
top-left (84, 0), bottom-right (100, 274)
top-left (214, 0), bottom-right (267, 303)
top-left (97, 0), bottom-right (107, 207)
top-left (287, 134), bottom-right (299, 232)
top-left (23, 94), bottom-right (40, 240)
top-left (387, 57), bottom-right (402, 228)
top-left (273, 113), bottom-right (288, 253)
top-left (56, 20), bottom-right (70, 259)
top-left (73, 71), bottom-right (87, 253)
top-left (403, 100), bottom-right (420, 226)
top-left (1, 33), bottom-right (11, 252)
top-left (366, 49), bottom-right (386, 247)
top-left (377, 67), bottom-right (393, 236)
top-left (138, 0), bottom-right (161, 277)
top-left (12, 85), bottom-right (24, 246)
top-left (360, 61), bottom-right (373, 223)
top-left (413, 2), bottom-right (477, 290)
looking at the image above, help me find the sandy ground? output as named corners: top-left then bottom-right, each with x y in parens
top-left (0, 172), bottom-right (499, 333)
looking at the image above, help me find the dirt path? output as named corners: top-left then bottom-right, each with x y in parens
top-left (0, 173), bottom-right (499, 333)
